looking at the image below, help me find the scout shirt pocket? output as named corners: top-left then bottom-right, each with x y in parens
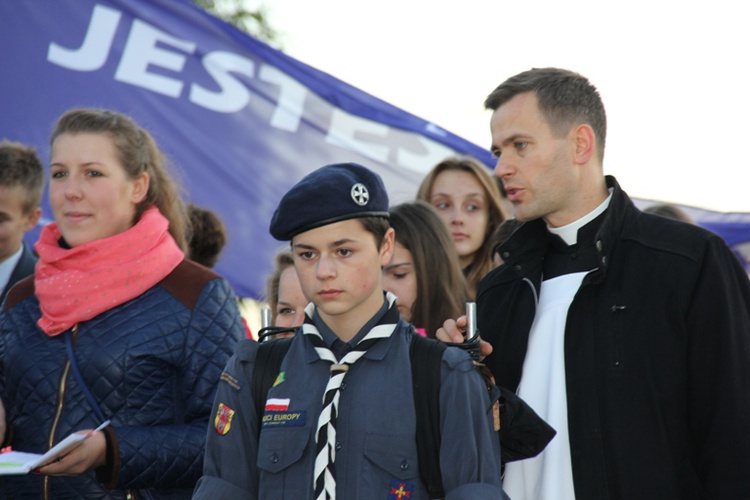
top-left (362, 432), bottom-right (423, 499)
top-left (257, 424), bottom-right (310, 499)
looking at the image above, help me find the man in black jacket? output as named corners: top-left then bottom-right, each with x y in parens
top-left (0, 140), bottom-right (43, 305)
top-left (441, 68), bottom-right (750, 499)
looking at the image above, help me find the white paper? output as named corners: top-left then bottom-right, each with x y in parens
top-left (0, 420), bottom-right (110, 475)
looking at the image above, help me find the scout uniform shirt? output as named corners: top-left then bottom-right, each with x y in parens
top-left (193, 298), bottom-right (504, 499)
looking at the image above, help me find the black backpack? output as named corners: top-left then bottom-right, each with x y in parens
top-left (250, 333), bottom-right (449, 498)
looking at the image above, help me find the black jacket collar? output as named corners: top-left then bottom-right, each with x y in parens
top-left (490, 176), bottom-right (635, 286)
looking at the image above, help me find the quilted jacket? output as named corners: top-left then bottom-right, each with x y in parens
top-left (0, 259), bottom-right (244, 499)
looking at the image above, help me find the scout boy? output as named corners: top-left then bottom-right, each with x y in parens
top-left (194, 162), bottom-right (505, 499)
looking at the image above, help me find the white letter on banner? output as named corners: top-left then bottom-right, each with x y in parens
top-left (189, 52), bottom-right (255, 113)
top-left (259, 65), bottom-right (307, 131)
top-left (47, 4), bottom-right (121, 71)
top-left (114, 20), bottom-right (195, 97)
top-left (396, 136), bottom-right (454, 173)
top-left (326, 109), bottom-right (389, 162)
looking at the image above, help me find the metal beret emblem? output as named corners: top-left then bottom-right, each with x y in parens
top-left (350, 183), bottom-right (369, 206)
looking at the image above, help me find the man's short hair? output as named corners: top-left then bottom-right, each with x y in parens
top-left (484, 68), bottom-right (607, 162)
top-left (0, 140), bottom-right (44, 213)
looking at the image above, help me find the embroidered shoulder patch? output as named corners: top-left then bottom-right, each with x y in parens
top-left (214, 402), bottom-right (235, 435)
top-left (388, 480), bottom-right (414, 499)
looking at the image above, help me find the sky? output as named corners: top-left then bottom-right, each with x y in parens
top-left (251, 0), bottom-right (749, 212)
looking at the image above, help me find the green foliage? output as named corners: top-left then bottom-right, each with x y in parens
top-left (191, 0), bottom-right (281, 46)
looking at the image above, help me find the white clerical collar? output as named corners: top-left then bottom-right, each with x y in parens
top-left (548, 188), bottom-right (614, 246)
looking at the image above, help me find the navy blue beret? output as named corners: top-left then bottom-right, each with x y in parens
top-left (270, 162), bottom-right (390, 240)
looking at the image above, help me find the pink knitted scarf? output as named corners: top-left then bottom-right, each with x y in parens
top-left (34, 207), bottom-right (184, 336)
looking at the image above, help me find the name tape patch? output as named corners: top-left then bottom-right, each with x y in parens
top-left (220, 371), bottom-right (242, 391)
top-left (261, 411), bottom-right (307, 429)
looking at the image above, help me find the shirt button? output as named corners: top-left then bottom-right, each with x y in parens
top-left (335, 442), bottom-right (342, 451)
top-left (400, 460), bottom-right (409, 470)
top-left (340, 382), bottom-right (347, 390)
top-left (271, 453), bottom-right (279, 464)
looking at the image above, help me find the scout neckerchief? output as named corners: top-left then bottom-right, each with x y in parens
top-left (303, 292), bottom-right (399, 500)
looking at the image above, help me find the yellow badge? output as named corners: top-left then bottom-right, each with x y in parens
top-left (214, 402), bottom-right (235, 435)
top-left (273, 371), bottom-right (285, 387)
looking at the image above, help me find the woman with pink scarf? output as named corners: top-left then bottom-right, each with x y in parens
top-left (0, 109), bottom-right (244, 499)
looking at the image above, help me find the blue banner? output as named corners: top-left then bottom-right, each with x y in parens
top-left (0, 0), bottom-right (496, 298)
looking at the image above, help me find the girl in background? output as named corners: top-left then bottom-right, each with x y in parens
top-left (383, 201), bottom-right (469, 338)
top-left (417, 155), bottom-right (507, 298)
top-left (264, 249), bottom-right (308, 334)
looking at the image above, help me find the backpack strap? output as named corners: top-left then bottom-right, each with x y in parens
top-left (410, 333), bottom-right (447, 499)
top-left (251, 337), bottom-right (294, 435)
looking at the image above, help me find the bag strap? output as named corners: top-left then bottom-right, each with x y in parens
top-left (410, 333), bottom-right (447, 499)
top-left (64, 326), bottom-right (107, 424)
top-left (251, 337), bottom-right (294, 435)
